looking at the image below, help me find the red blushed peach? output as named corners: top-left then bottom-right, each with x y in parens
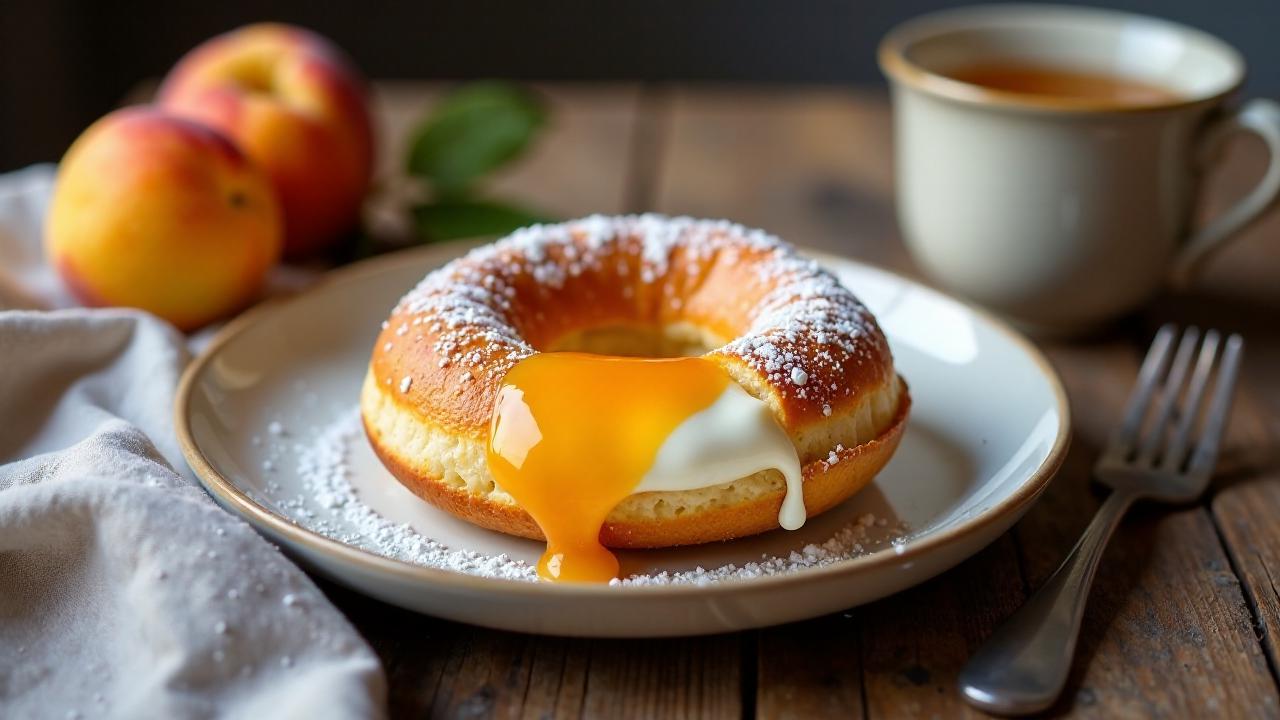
top-left (157, 23), bottom-right (374, 258)
top-left (46, 107), bottom-right (282, 330)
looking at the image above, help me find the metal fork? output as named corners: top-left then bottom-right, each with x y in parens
top-left (959, 325), bottom-right (1245, 715)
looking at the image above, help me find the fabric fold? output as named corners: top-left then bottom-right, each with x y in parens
top-left (0, 167), bottom-right (387, 719)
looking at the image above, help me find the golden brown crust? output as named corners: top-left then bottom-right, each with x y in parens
top-left (364, 382), bottom-right (910, 549)
top-left (363, 216), bottom-right (907, 547)
top-left (369, 216), bottom-right (895, 440)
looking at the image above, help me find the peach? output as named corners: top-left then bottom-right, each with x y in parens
top-left (157, 23), bottom-right (374, 258)
top-left (46, 107), bottom-right (282, 330)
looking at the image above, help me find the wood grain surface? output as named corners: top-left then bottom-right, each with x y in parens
top-left (308, 83), bottom-right (1280, 718)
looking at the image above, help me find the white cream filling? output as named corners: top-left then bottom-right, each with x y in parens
top-left (635, 382), bottom-right (806, 530)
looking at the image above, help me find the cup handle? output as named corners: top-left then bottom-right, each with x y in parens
top-left (1172, 98), bottom-right (1280, 288)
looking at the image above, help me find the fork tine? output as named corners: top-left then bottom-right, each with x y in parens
top-left (1110, 324), bottom-right (1177, 455)
top-left (1186, 334), bottom-right (1244, 477)
top-left (1135, 327), bottom-right (1200, 465)
top-left (1160, 330), bottom-right (1221, 471)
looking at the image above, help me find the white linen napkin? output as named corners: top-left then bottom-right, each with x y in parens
top-left (0, 166), bottom-right (387, 719)
top-left (0, 165), bottom-right (73, 310)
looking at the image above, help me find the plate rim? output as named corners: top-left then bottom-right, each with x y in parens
top-left (174, 241), bottom-right (1071, 598)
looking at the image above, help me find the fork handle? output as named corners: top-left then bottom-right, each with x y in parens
top-left (959, 489), bottom-right (1137, 715)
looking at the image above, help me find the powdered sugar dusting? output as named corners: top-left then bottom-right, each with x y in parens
top-left (277, 411), bottom-right (536, 581)
top-left (611, 510), bottom-right (894, 587)
top-left (716, 242), bottom-right (884, 407)
top-left (267, 411), bottom-right (908, 585)
top-left (379, 215), bottom-right (886, 412)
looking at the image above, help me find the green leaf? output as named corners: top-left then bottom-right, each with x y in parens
top-left (413, 200), bottom-right (554, 242)
top-left (407, 83), bottom-right (547, 195)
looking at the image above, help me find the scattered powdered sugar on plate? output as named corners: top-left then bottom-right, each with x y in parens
top-left (266, 410), bottom-right (909, 586)
top-left (274, 411), bottom-right (536, 581)
top-left (610, 511), bottom-right (904, 587)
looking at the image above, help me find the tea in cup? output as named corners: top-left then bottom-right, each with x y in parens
top-left (880, 5), bottom-right (1280, 332)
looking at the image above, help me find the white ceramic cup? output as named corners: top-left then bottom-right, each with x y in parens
top-left (880, 4), bottom-right (1280, 333)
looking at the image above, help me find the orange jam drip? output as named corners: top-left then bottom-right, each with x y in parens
top-left (487, 352), bottom-right (730, 582)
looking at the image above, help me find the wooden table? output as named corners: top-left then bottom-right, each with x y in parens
top-left (319, 83), bottom-right (1280, 718)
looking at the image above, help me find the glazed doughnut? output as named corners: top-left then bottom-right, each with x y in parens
top-left (361, 215), bottom-right (908, 549)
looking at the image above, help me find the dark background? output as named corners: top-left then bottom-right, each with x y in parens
top-left (4, 0), bottom-right (1280, 171)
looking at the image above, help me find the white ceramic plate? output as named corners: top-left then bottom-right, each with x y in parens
top-left (176, 242), bottom-right (1069, 638)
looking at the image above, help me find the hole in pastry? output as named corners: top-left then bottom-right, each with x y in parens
top-left (543, 323), bottom-right (726, 359)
